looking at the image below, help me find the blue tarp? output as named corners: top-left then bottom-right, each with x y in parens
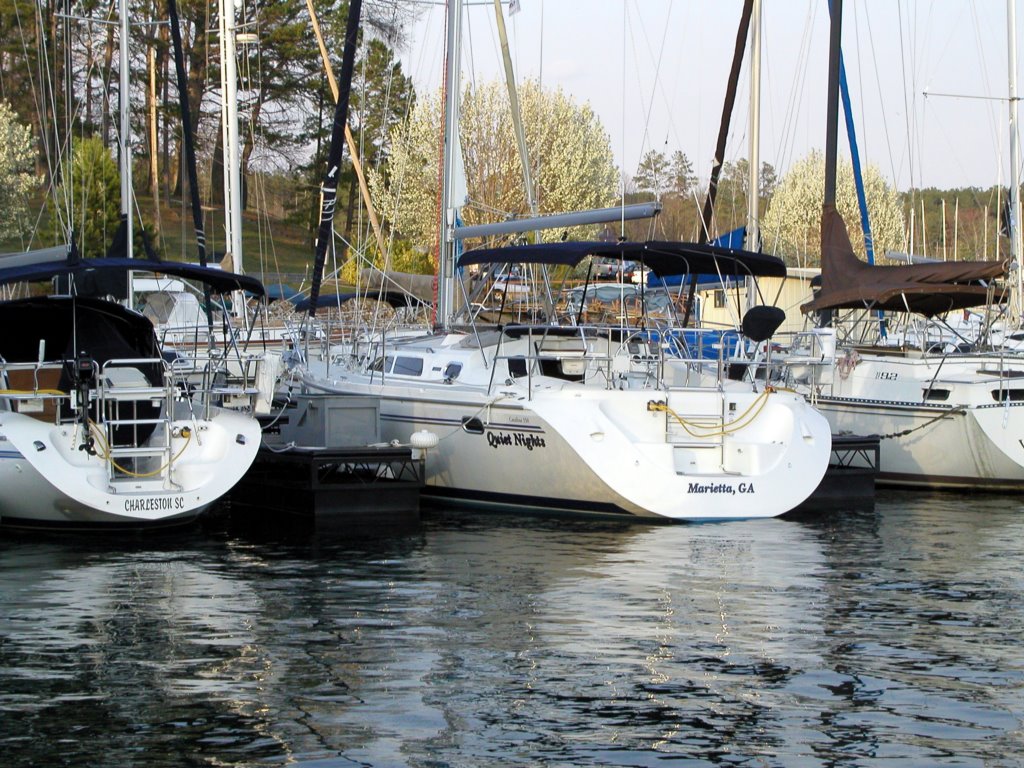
top-left (647, 227), bottom-right (748, 288)
top-left (265, 284), bottom-right (302, 303)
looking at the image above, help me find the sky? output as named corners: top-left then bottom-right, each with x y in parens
top-left (394, 0), bottom-right (1024, 193)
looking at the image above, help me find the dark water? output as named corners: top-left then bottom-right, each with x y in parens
top-left (1, 492), bottom-right (1023, 767)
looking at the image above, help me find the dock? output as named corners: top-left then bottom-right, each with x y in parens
top-left (788, 433), bottom-right (879, 515)
top-left (228, 393), bottom-right (424, 533)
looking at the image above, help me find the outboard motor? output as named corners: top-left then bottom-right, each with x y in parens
top-left (75, 351), bottom-right (97, 455)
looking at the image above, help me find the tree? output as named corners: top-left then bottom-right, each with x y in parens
top-left (338, 37), bottom-right (415, 244)
top-left (761, 150), bottom-right (905, 267)
top-left (759, 162), bottom-right (778, 198)
top-left (668, 150), bottom-right (696, 198)
top-left (0, 100), bottom-right (38, 242)
top-left (634, 149), bottom-right (669, 197)
top-left (56, 136), bottom-right (121, 259)
top-left (370, 79), bottom-right (618, 255)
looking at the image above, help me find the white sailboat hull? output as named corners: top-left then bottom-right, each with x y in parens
top-left (0, 408), bottom-right (260, 528)
top-left (817, 397), bottom-right (1024, 490)
top-left (790, 338), bottom-right (1024, 490)
top-left (299, 368), bottom-right (831, 521)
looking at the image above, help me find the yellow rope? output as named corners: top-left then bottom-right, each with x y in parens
top-left (88, 420), bottom-right (193, 478)
top-left (649, 388), bottom-right (774, 438)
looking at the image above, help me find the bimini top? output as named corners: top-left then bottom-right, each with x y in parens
top-left (802, 206), bottom-right (1011, 317)
top-left (458, 240), bottom-right (787, 278)
top-left (0, 248), bottom-right (266, 297)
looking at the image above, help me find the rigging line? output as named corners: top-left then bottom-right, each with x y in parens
top-left (621, 0), bottom-right (626, 217)
top-left (632, 0), bottom-right (674, 184)
top-left (538, 0), bottom-right (544, 121)
top-left (774, 2), bottom-right (814, 192)
top-left (17, 1), bottom-right (60, 231)
top-left (622, 0), bottom-right (655, 177)
top-left (466, 0), bottom-right (478, 93)
top-left (863, 3), bottom-right (900, 194)
top-left (373, 42), bottom-right (404, 176)
top-left (851, 3), bottom-right (869, 164)
top-left (897, 1), bottom-right (916, 191)
top-left (662, 6), bottom-right (705, 167)
top-left (624, 2), bottom-right (655, 176)
top-left (969, 2), bottom-right (1001, 192)
top-left (62, 0), bottom-right (74, 167)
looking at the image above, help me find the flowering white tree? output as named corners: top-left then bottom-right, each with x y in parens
top-left (762, 150), bottom-right (905, 267)
top-left (0, 101), bottom-right (39, 242)
top-left (369, 79), bottom-right (618, 257)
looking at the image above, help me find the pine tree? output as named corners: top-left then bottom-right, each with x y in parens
top-left (633, 149), bottom-right (669, 196)
top-left (667, 151), bottom-right (696, 198)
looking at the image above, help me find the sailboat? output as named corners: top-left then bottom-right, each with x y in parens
top-left (0, 250), bottom-right (264, 529)
top-left (290, 0), bottom-right (832, 522)
top-left (0, 0), bottom-right (276, 529)
top-left (294, 249), bottom-right (831, 520)
top-left (777, 0), bottom-right (1024, 491)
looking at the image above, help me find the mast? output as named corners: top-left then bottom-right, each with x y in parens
top-left (219, 0), bottom-right (244, 284)
top-left (167, 0), bottom-right (208, 268)
top-left (167, 0), bottom-right (213, 336)
top-left (305, 0), bottom-right (387, 258)
top-left (437, 0), bottom-right (464, 328)
top-left (824, 0), bottom-right (842, 208)
top-left (1008, 0), bottom-right (1022, 320)
top-left (494, 0), bottom-right (537, 217)
top-left (746, 0), bottom-right (761, 254)
top-left (681, 0), bottom-right (752, 329)
top-left (746, 0), bottom-right (761, 312)
top-left (118, 0), bottom-right (133, 261)
top-left (306, 0), bottom-right (362, 318)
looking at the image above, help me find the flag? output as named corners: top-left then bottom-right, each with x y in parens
top-left (509, 0), bottom-right (521, 15)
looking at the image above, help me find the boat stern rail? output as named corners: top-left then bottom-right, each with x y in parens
top-left (0, 360), bottom-right (70, 422)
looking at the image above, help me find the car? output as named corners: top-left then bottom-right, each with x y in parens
top-left (591, 256), bottom-right (624, 280)
top-left (622, 261), bottom-right (651, 284)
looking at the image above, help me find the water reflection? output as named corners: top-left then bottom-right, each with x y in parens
top-left (1, 495), bottom-right (1022, 766)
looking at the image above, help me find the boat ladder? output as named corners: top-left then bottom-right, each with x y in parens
top-left (97, 360), bottom-right (177, 490)
top-left (660, 389), bottom-right (729, 472)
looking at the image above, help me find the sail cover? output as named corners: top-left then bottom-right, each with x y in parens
top-left (801, 206), bottom-right (1011, 317)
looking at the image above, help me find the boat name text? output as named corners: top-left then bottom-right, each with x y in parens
top-left (486, 431), bottom-right (547, 451)
top-left (688, 482), bottom-right (755, 495)
top-left (124, 496), bottom-right (185, 513)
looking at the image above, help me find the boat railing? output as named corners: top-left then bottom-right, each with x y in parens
top-left (766, 330), bottom-right (839, 399)
top-left (171, 347), bottom-right (274, 415)
top-left (484, 322), bottom-right (764, 397)
top-left (487, 324), bottom-right (610, 397)
top-left (3, 355), bottom-right (194, 487)
top-left (0, 359), bottom-right (71, 422)
top-left (487, 322), bottom-right (731, 396)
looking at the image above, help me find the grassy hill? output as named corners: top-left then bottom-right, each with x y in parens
top-left (141, 196), bottom-right (316, 287)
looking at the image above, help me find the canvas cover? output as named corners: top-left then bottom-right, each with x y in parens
top-left (801, 205), bottom-right (1010, 317)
